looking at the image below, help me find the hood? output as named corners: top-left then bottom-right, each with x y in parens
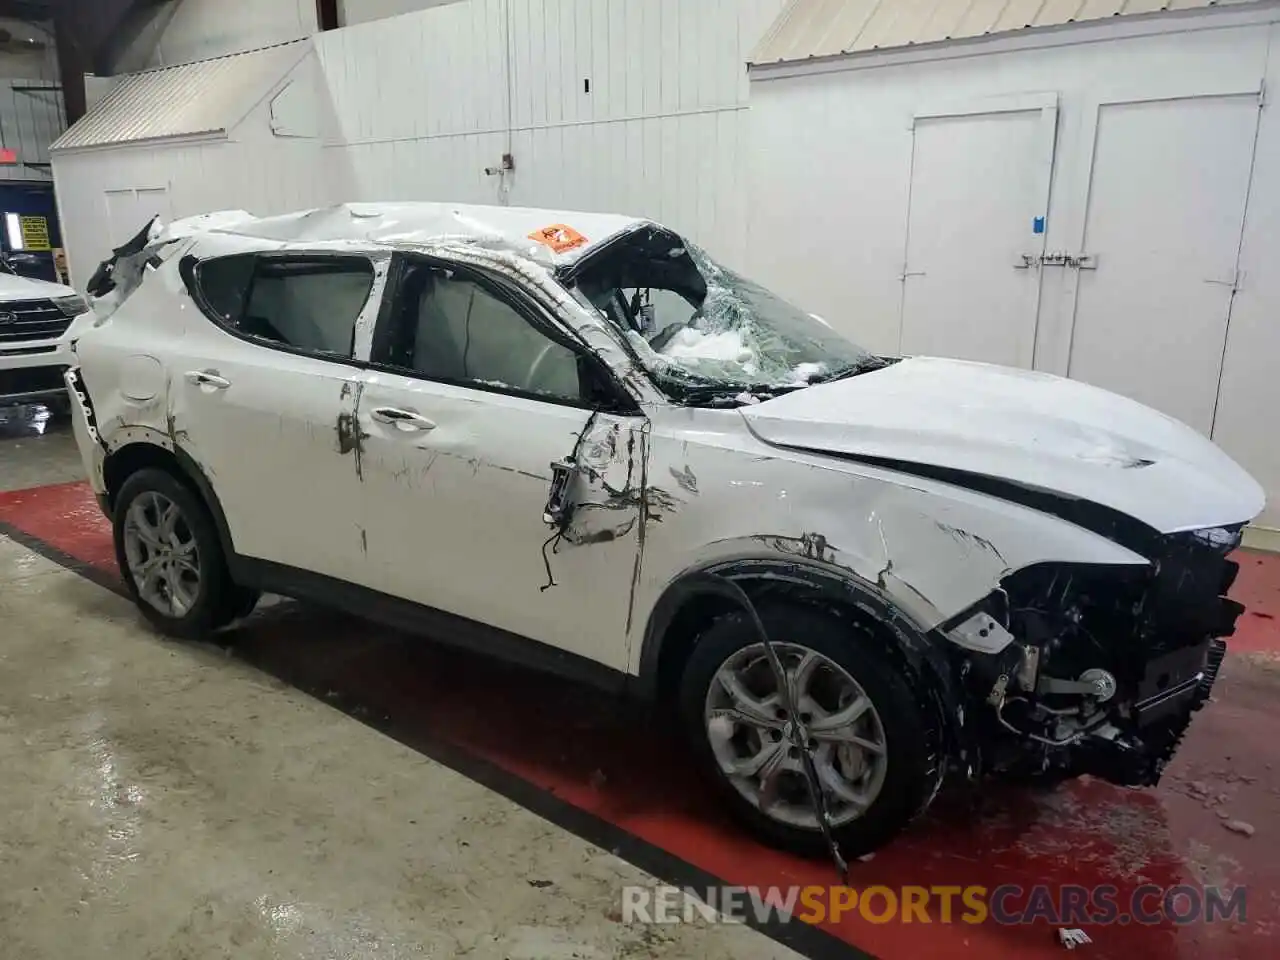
top-left (0, 271), bottom-right (75, 302)
top-left (741, 356), bottom-right (1264, 536)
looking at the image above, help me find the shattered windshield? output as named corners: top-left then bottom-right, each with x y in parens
top-left (565, 226), bottom-right (882, 403)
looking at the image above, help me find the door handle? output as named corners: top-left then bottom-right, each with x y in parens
top-left (184, 370), bottom-right (231, 390)
top-left (371, 407), bottom-right (436, 431)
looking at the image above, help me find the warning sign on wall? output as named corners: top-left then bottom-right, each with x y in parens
top-left (19, 216), bottom-right (50, 251)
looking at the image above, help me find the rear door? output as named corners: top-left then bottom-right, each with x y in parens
top-left (174, 247), bottom-right (388, 587)
top-left (356, 254), bottom-right (646, 671)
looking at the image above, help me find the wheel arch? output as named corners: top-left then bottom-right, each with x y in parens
top-left (102, 441), bottom-right (236, 563)
top-left (634, 557), bottom-right (962, 739)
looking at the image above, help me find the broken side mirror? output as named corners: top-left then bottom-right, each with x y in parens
top-left (544, 458), bottom-right (581, 528)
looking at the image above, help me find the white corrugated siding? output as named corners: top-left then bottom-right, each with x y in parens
top-left (318, 0), bottom-right (789, 268)
top-left (750, 0), bottom-right (1261, 63)
top-left (52, 41), bottom-right (310, 151)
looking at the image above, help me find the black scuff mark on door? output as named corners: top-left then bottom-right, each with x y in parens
top-left (669, 464), bottom-right (698, 495)
top-left (360, 527), bottom-right (368, 555)
top-left (335, 382), bottom-right (368, 481)
top-left (570, 518), bottom-right (639, 545)
top-left (624, 419), bottom-right (655, 636)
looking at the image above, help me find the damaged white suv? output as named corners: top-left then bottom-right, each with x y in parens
top-left (66, 203), bottom-right (1263, 857)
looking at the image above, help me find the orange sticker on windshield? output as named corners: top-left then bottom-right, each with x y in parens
top-left (529, 224), bottom-right (588, 254)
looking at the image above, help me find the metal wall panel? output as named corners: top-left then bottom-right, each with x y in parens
top-left (316, 0), bottom-right (786, 265)
top-left (0, 80), bottom-right (63, 182)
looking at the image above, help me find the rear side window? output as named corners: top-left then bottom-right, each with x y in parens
top-left (194, 254), bottom-right (374, 360)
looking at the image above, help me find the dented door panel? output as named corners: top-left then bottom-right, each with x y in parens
top-left (171, 326), bottom-right (373, 586)
top-left (356, 371), bottom-right (644, 671)
top-left (164, 240), bottom-right (391, 587)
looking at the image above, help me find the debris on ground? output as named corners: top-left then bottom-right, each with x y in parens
top-left (1223, 820), bottom-right (1256, 837)
top-left (1058, 928), bottom-right (1092, 950)
top-left (528, 879), bottom-right (554, 889)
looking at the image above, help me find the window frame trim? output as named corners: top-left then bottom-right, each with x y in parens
top-left (368, 251), bottom-right (642, 415)
top-left (181, 251), bottom-right (379, 368)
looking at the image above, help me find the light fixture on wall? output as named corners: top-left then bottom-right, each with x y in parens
top-left (4, 212), bottom-right (23, 251)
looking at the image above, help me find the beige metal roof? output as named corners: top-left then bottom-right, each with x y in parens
top-left (750, 0), bottom-right (1258, 65)
top-left (52, 41), bottom-right (310, 152)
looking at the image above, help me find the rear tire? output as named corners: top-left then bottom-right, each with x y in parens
top-left (679, 602), bottom-right (939, 858)
top-left (113, 468), bottom-right (250, 640)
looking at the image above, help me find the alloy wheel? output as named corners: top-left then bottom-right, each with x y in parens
top-left (122, 491), bottom-right (202, 618)
top-left (704, 642), bottom-right (889, 829)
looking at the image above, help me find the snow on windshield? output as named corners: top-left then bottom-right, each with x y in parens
top-left (632, 325), bottom-right (829, 387)
top-left (571, 227), bottom-right (872, 396)
top-left (626, 244), bottom-right (860, 389)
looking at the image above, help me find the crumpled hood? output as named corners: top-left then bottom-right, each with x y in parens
top-left (741, 356), bottom-right (1264, 535)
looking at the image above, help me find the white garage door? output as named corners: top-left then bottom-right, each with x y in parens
top-left (1067, 94), bottom-right (1260, 435)
top-left (898, 96), bottom-right (1057, 369)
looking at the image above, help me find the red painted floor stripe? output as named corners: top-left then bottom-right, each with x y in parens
top-left (3, 480), bottom-right (1279, 960)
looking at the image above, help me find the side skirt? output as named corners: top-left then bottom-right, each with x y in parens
top-left (230, 556), bottom-right (634, 698)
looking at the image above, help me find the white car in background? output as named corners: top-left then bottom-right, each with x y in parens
top-left (64, 203), bottom-right (1263, 857)
top-left (0, 261), bottom-right (89, 410)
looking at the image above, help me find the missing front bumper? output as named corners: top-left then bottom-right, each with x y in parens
top-left (1075, 638), bottom-right (1226, 787)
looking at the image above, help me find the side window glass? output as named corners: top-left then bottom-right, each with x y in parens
top-left (405, 268), bottom-right (583, 402)
top-left (195, 255), bottom-right (374, 360)
top-left (196, 254), bottom-right (255, 325)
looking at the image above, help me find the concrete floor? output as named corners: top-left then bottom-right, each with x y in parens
top-left (0, 404), bottom-right (799, 960)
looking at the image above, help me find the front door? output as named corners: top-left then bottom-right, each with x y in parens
top-left (173, 247), bottom-right (386, 587)
top-left (357, 254), bottom-right (645, 671)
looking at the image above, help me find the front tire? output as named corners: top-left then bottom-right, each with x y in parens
top-left (113, 468), bottom-right (249, 639)
top-left (679, 602), bottom-right (939, 858)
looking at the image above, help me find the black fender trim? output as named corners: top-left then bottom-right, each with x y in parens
top-left (635, 557), bottom-right (962, 728)
top-left (103, 441), bottom-right (238, 568)
top-left (169, 444), bottom-right (238, 565)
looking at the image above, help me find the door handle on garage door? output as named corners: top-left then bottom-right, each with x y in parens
top-left (184, 370), bottom-right (231, 390)
top-left (371, 407), bottom-right (437, 431)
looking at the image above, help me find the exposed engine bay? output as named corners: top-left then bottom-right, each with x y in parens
top-left (945, 525), bottom-right (1243, 787)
